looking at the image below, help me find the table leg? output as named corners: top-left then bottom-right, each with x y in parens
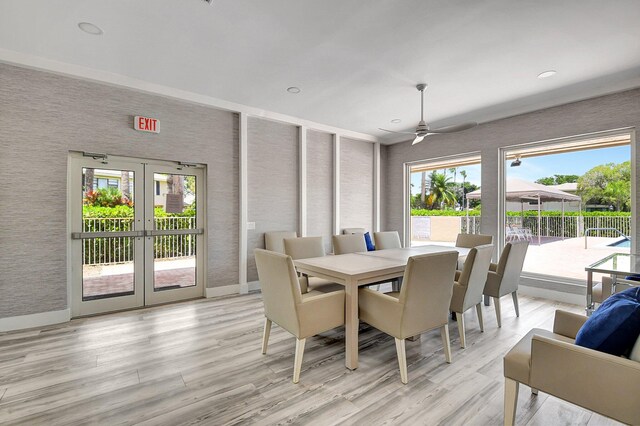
top-left (586, 270), bottom-right (594, 316)
top-left (344, 277), bottom-right (359, 370)
top-left (483, 295), bottom-right (491, 306)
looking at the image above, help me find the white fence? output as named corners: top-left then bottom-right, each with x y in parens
top-left (82, 217), bottom-right (196, 265)
top-left (412, 215), bottom-right (630, 241)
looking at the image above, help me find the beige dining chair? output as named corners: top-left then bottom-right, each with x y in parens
top-left (264, 231), bottom-right (297, 253)
top-left (450, 244), bottom-right (493, 348)
top-left (373, 231), bottom-right (402, 250)
top-left (283, 236), bottom-right (342, 294)
top-left (358, 251), bottom-right (458, 384)
top-left (455, 233), bottom-right (493, 248)
top-left (332, 234), bottom-right (367, 254)
top-left (254, 249), bottom-right (345, 384)
top-left (593, 275), bottom-right (637, 305)
top-left (483, 241), bottom-right (528, 327)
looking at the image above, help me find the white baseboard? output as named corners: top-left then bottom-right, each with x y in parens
top-left (0, 309), bottom-right (71, 333)
top-left (518, 285), bottom-right (585, 306)
top-left (205, 284), bottom-right (240, 298)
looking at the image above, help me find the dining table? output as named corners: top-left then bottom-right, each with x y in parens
top-left (293, 244), bottom-right (471, 370)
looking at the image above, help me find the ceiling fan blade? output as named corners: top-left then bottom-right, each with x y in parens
top-left (378, 128), bottom-right (418, 135)
top-left (428, 122), bottom-right (478, 134)
top-left (412, 135), bottom-right (425, 145)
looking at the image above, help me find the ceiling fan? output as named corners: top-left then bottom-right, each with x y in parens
top-left (379, 84), bottom-right (477, 145)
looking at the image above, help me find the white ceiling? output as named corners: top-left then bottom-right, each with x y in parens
top-left (1, 0), bottom-right (639, 143)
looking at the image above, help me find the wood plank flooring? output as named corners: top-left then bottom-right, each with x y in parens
top-left (0, 291), bottom-right (623, 425)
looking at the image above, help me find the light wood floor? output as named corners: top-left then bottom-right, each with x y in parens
top-left (0, 291), bottom-right (622, 425)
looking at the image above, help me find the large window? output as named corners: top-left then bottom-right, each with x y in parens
top-left (409, 155), bottom-right (481, 246)
top-left (503, 134), bottom-right (631, 281)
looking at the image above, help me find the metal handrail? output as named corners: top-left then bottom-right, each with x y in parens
top-left (584, 227), bottom-right (629, 249)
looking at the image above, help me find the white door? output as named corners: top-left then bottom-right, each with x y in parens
top-left (69, 153), bottom-right (206, 316)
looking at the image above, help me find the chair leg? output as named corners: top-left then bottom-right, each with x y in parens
top-left (504, 378), bottom-right (519, 426)
top-left (292, 338), bottom-right (306, 384)
top-left (394, 338), bottom-right (408, 384)
top-left (494, 297), bottom-right (502, 328)
top-left (476, 303), bottom-right (484, 332)
top-left (512, 292), bottom-right (520, 318)
top-left (261, 318), bottom-right (272, 354)
top-left (457, 312), bottom-right (466, 348)
top-left (440, 325), bottom-right (452, 363)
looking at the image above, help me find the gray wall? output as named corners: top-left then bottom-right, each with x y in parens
top-left (246, 118), bottom-right (299, 281)
top-left (0, 63), bottom-right (380, 319)
top-left (384, 88), bottom-right (640, 259)
top-left (340, 137), bottom-right (374, 232)
top-left (0, 63), bottom-right (239, 318)
top-left (307, 130), bottom-right (334, 253)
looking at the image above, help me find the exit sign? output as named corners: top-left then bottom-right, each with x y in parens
top-left (134, 116), bottom-right (160, 134)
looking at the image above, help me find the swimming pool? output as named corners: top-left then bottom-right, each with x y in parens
top-left (608, 238), bottom-right (631, 248)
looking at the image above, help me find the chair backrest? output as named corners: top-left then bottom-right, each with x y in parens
top-left (457, 244), bottom-right (494, 309)
top-left (254, 249), bottom-right (301, 335)
top-left (264, 231), bottom-right (297, 254)
top-left (332, 234), bottom-right (367, 254)
top-left (373, 231), bottom-right (402, 250)
top-left (455, 233), bottom-right (493, 248)
top-left (284, 236), bottom-right (325, 260)
top-left (496, 241), bottom-right (529, 294)
top-left (342, 227), bottom-right (366, 235)
top-left (398, 251), bottom-right (458, 336)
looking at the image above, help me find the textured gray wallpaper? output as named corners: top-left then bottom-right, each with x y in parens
top-left (306, 130), bottom-right (334, 253)
top-left (0, 63), bottom-right (239, 318)
top-left (384, 89), bottom-right (640, 254)
top-left (340, 138), bottom-right (374, 232)
top-left (246, 117), bottom-right (299, 282)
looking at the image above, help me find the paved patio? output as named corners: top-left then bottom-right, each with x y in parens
top-left (413, 236), bottom-right (629, 281)
top-left (83, 258), bottom-right (195, 298)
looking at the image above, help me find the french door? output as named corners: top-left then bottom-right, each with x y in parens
top-left (69, 153), bottom-right (206, 316)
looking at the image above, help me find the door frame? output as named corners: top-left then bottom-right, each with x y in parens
top-left (67, 152), bottom-right (207, 317)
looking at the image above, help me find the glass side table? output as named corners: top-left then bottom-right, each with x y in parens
top-left (585, 253), bottom-right (640, 315)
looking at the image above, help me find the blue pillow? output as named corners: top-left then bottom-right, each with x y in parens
top-left (575, 287), bottom-right (640, 356)
top-left (624, 274), bottom-right (640, 282)
top-left (364, 232), bottom-right (375, 251)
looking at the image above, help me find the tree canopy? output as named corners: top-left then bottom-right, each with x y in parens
top-left (577, 161), bottom-right (630, 211)
top-left (535, 174), bottom-right (579, 185)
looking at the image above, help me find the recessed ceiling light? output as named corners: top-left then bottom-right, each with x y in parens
top-left (391, 119), bottom-right (402, 124)
top-left (537, 70), bottom-right (557, 79)
top-left (78, 22), bottom-right (104, 36)
top-left (286, 87), bottom-right (301, 94)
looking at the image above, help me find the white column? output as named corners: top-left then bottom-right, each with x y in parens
top-left (239, 113), bottom-right (249, 294)
top-left (333, 134), bottom-right (341, 235)
top-left (373, 142), bottom-right (381, 232)
top-left (299, 126), bottom-right (307, 237)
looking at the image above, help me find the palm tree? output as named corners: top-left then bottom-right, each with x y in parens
top-left (420, 172), bottom-right (427, 205)
top-left (460, 170), bottom-right (468, 209)
top-left (449, 167), bottom-right (457, 184)
top-left (429, 172), bottom-right (457, 209)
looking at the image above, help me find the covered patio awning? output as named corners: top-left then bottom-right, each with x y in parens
top-left (466, 178), bottom-right (581, 245)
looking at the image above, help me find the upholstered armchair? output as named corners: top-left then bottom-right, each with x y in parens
top-left (504, 310), bottom-right (640, 425)
top-left (373, 231), bottom-right (402, 250)
top-left (332, 234), bottom-right (367, 254)
top-left (450, 244), bottom-right (494, 348)
top-left (264, 231), bottom-right (297, 253)
top-left (358, 251), bottom-right (458, 384)
top-left (593, 275), bottom-right (637, 305)
top-left (254, 249), bottom-right (345, 383)
top-left (483, 241), bottom-right (529, 327)
top-left (283, 236), bottom-right (342, 294)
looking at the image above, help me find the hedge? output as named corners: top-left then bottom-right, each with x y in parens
top-left (411, 209), bottom-right (630, 217)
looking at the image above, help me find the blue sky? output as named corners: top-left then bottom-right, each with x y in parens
top-left (410, 145), bottom-right (629, 195)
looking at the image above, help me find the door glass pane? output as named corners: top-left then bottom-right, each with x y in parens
top-left (153, 173), bottom-right (197, 291)
top-left (82, 237), bottom-right (135, 300)
top-left (82, 168), bottom-right (136, 300)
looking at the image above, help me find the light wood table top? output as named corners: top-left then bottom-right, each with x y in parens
top-left (294, 245), bottom-right (469, 370)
